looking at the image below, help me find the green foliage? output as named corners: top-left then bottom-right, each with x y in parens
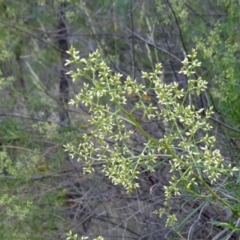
top-left (0, 193), bottom-right (32, 221)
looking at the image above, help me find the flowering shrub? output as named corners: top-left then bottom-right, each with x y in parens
top-left (65, 47), bottom-right (239, 230)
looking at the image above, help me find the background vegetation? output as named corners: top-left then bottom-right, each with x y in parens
top-left (0, 0), bottom-right (240, 239)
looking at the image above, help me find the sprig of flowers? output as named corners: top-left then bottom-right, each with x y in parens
top-left (65, 47), bottom-right (239, 226)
